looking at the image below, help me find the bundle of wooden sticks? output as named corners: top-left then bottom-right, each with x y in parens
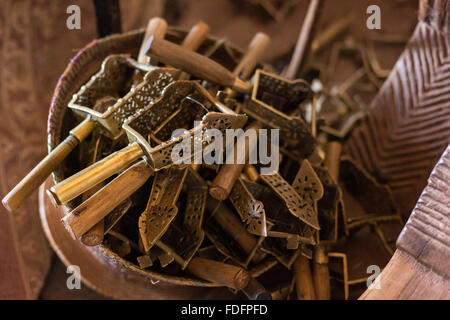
top-left (3, 0), bottom-right (410, 300)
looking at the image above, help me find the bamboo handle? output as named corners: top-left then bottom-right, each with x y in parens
top-left (138, 17), bottom-right (168, 64)
top-left (244, 164), bottom-right (260, 182)
top-left (47, 142), bottom-right (144, 206)
top-left (186, 257), bottom-right (251, 290)
top-left (145, 36), bottom-right (251, 92)
top-left (294, 255), bottom-right (317, 300)
top-left (2, 118), bottom-right (95, 212)
top-left (61, 160), bottom-right (153, 239)
top-left (312, 245), bottom-right (330, 300)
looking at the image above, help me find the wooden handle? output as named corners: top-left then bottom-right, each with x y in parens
top-left (2, 118), bottom-right (95, 212)
top-left (209, 163), bottom-right (245, 200)
top-left (145, 36), bottom-right (251, 92)
top-left (209, 122), bottom-right (260, 200)
top-left (138, 17), bottom-right (168, 64)
top-left (181, 21), bottom-right (210, 51)
top-left (282, 0), bottom-right (322, 79)
top-left (47, 142), bottom-right (143, 206)
top-left (61, 160), bottom-right (153, 239)
top-left (79, 181), bottom-right (105, 246)
top-left (312, 245), bottom-right (330, 300)
top-left (233, 32), bottom-right (270, 80)
top-left (205, 197), bottom-right (265, 263)
top-left (186, 257), bottom-right (251, 290)
top-left (324, 141), bottom-right (342, 183)
top-left (294, 255), bottom-right (316, 300)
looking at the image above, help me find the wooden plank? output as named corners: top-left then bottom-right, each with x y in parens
top-left (396, 145), bottom-right (450, 278)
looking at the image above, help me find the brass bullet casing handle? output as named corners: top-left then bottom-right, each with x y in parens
top-left (47, 142), bottom-right (144, 206)
top-left (2, 117), bottom-right (95, 212)
top-left (144, 36), bottom-right (252, 93)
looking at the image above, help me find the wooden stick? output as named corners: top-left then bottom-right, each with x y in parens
top-left (178, 21), bottom-right (210, 80)
top-left (311, 94), bottom-right (318, 137)
top-left (311, 13), bottom-right (355, 53)
top-left (61, 160), bottom-right (153, 239)
top-left (138, 17), bottom-right (168, 64)
top-left (312, 245), bottom-right (330, 300)
top-left (324, 141), bottom-right (342, 183)
top-left (282, 0), bottom-right (322, 79)
top-left (209, 122), bottom-right (261, 200)
top-left (80, 182), bottom-right (105, 246)
top-left (205, 197), bottom-right (265, 262)
top-left (233, 32), bottom-right (270, 80)
top-left (186, 257), bottom-right (251, 291)
top-left (294, 255), bottom-right (316, 300)
top-left (144, 36), bottom-right (251, 93)
top-left (133, 17), bottom-right (168, 85)
top-left (244, 164), bottom-right (260, 182)
top-left (181, 21), bottom-right (210, 51)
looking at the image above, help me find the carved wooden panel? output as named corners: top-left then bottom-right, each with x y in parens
top-left (344, 7), bottom-right (450, 216)
top-left (397, 145), bottom-right (450, 278)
